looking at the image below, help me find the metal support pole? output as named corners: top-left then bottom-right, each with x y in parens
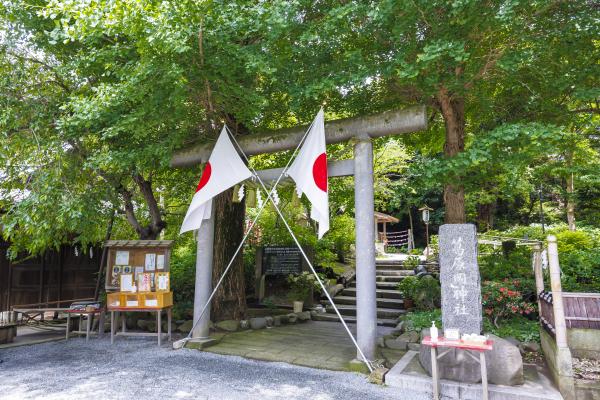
top-left (354, 137), bottom-right (377, 361)
top-left (192, 204), bottom-right (215, 339)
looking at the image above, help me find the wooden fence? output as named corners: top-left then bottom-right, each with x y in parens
top-left (539, 291), bottom-right (600, 335)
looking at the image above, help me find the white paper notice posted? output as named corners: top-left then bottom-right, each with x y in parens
top-left (120, 274), bottom-right (133, 292)
top-left (145, 254), bottom-right (156, 271)
top-left (158, 275), bottom-right (168, 291)
top-left (115, 251), bottom-right (129, 265)
top-left (156, 255), bottom-right (165, 270)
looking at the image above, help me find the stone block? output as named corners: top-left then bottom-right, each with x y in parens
top-left (273, 316), bottom-right (281, 326)
top-left (398, 330), bottom-right (419, 343)
top-left (216, 320), bottom-right (240, 332)
top-left (279, 314), bottom-right (289, 324)
top-left (485, 334), bottom-right (524, 386)
top-left (296, 311), bottom-right (311, 321)
top-left (287, 313), bottom-right (297, 324)
top-left (408, 343), bottom-right (421, 351)
top-left (385, 338), bottom-right (408, 351)
top-left (327, 284), bottom-right (345, 298)
top-left (264, 316), bottom-right (274, 327)
top-left (249, 318), bottom-right (267, 330)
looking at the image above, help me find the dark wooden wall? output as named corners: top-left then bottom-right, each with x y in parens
top-left (0, 241), bottom-right (101, 311)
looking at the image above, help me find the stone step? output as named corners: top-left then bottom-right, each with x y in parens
top-left (376, 264), bottom-right (413, 271)
top-left (325, 304), bottom-right (405, 319)
top-left (376, 270), bottom-right (415, 276)
top-left (312, 313), bottom-right (398, 327)
top-left (322, 296), bottom-right (404, 309)
top-left (376, 275), bottom-right (406, 283)
top-left (342, 287), bottom-right (403, 299)
top-left (348, 281), bottom-right (398, 290)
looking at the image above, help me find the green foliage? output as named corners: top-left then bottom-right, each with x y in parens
top-left (483, 316), bottom-right (540, 344)
top-left (403, 256), bottom-right (420, 270)
top-left (398, 276), bottom-right (441, 311)
top-left (479, 247), bottom-right (536, 295)
top-left (560, 249), bottom-right (600, 293)
top-left (287, 272), bottom-right (320, 302)
top-left (402, 309), bottom-right (442, 333)
top-left (169, 240), bottom-right (197, 320)
top-left (555, 230), bottom-right (594, 254)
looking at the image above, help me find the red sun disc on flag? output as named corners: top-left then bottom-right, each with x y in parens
top-left (196, 162), bottom-right (212, 192)
top-left (312, 153), bottom-right (328, 192)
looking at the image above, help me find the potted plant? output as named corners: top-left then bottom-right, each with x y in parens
top-left (287, 272), bottom-right (318, 312)
top-left (398, 275), bottom-right (419, 309)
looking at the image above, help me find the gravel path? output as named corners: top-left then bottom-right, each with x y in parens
top-left (0, 338), bottom-right (427, 400)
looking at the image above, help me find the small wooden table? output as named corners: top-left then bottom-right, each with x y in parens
top-left (65, 309), bottom-right (105, 342)
top-left (108, 306), bottom-right (172, 346)
top-left (421, 336), bottom-right (493, 400)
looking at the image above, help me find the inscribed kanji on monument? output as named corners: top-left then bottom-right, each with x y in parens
top-left (438, 224), bottom-right (483, 335)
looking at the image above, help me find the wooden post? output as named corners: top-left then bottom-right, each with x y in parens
top-left (532, 244), bottom-right (544, 312)
top-left (547, 235), bottom-right (575, 400)
top-left (548, 236), bottom-right (568, 349)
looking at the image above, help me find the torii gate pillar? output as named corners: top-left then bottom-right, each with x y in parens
top-left (353, 137), bottom-right (377, 360)
top-left (191, 205), bottom-right (215, 339)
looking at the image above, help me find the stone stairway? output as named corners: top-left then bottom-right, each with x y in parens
top-left (314, 259), bottom-right (414, 327)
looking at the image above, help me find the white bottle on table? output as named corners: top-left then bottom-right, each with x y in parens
top-left (430, 321), bottom-right (438, 342)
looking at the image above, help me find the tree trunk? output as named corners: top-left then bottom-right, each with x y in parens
top-left (211, 187), bottom-right (247, 321)
top-left (437, 87), bottom-right (466, 224)
top-left (476, 201), bottom-right (495, 231)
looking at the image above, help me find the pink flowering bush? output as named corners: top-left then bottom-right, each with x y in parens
top-left (481, 279), bottom-right (536, 328)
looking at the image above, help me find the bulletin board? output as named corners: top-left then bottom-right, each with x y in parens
top-left (104, 240), bottom-right (173, 292)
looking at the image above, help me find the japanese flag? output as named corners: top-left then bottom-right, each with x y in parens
top-left (180, 127), bottom-right (252, 234)
top-left (287, 109), bottom-right (329, 238)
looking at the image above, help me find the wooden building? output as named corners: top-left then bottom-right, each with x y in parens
top-left (0, 240), bottom-right (100, 311)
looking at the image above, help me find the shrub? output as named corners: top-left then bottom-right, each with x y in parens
top-left (287, 272), bottom-right (320, 302)
top-left (170, 242), bottom-right (197, 320)
top-left (398, 275), bottom-right (441, 311)
top-left (403, 255), bottom-right (420, 270)
top-left (482, 280), bottom-right (536, 328)
top-left (398, 276), bottom-right (419, 302)
top-left (560, 249), bottom-right (600, 292)
top-left (555, 229), bottom-right (594, 254)
top-left (413, 276), bottom-right (441, 310)
top-left (402, 309), bottom-right (442, 332)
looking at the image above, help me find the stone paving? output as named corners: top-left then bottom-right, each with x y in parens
top-left (204, 320), bottom-right (394, 371)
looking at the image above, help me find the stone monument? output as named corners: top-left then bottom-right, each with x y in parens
top-left (438, 223), bottom-right (482, 335)
top-left (419, 223), bottom-right (524, 385)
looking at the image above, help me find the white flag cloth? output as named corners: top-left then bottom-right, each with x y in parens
top-left (180, 127), bottom-right (252, 234)
top-left (287, 109), bottom-right (329, 238)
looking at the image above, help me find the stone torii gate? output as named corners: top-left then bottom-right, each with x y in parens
top-left (171, 105), bottom-right (427, 361)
